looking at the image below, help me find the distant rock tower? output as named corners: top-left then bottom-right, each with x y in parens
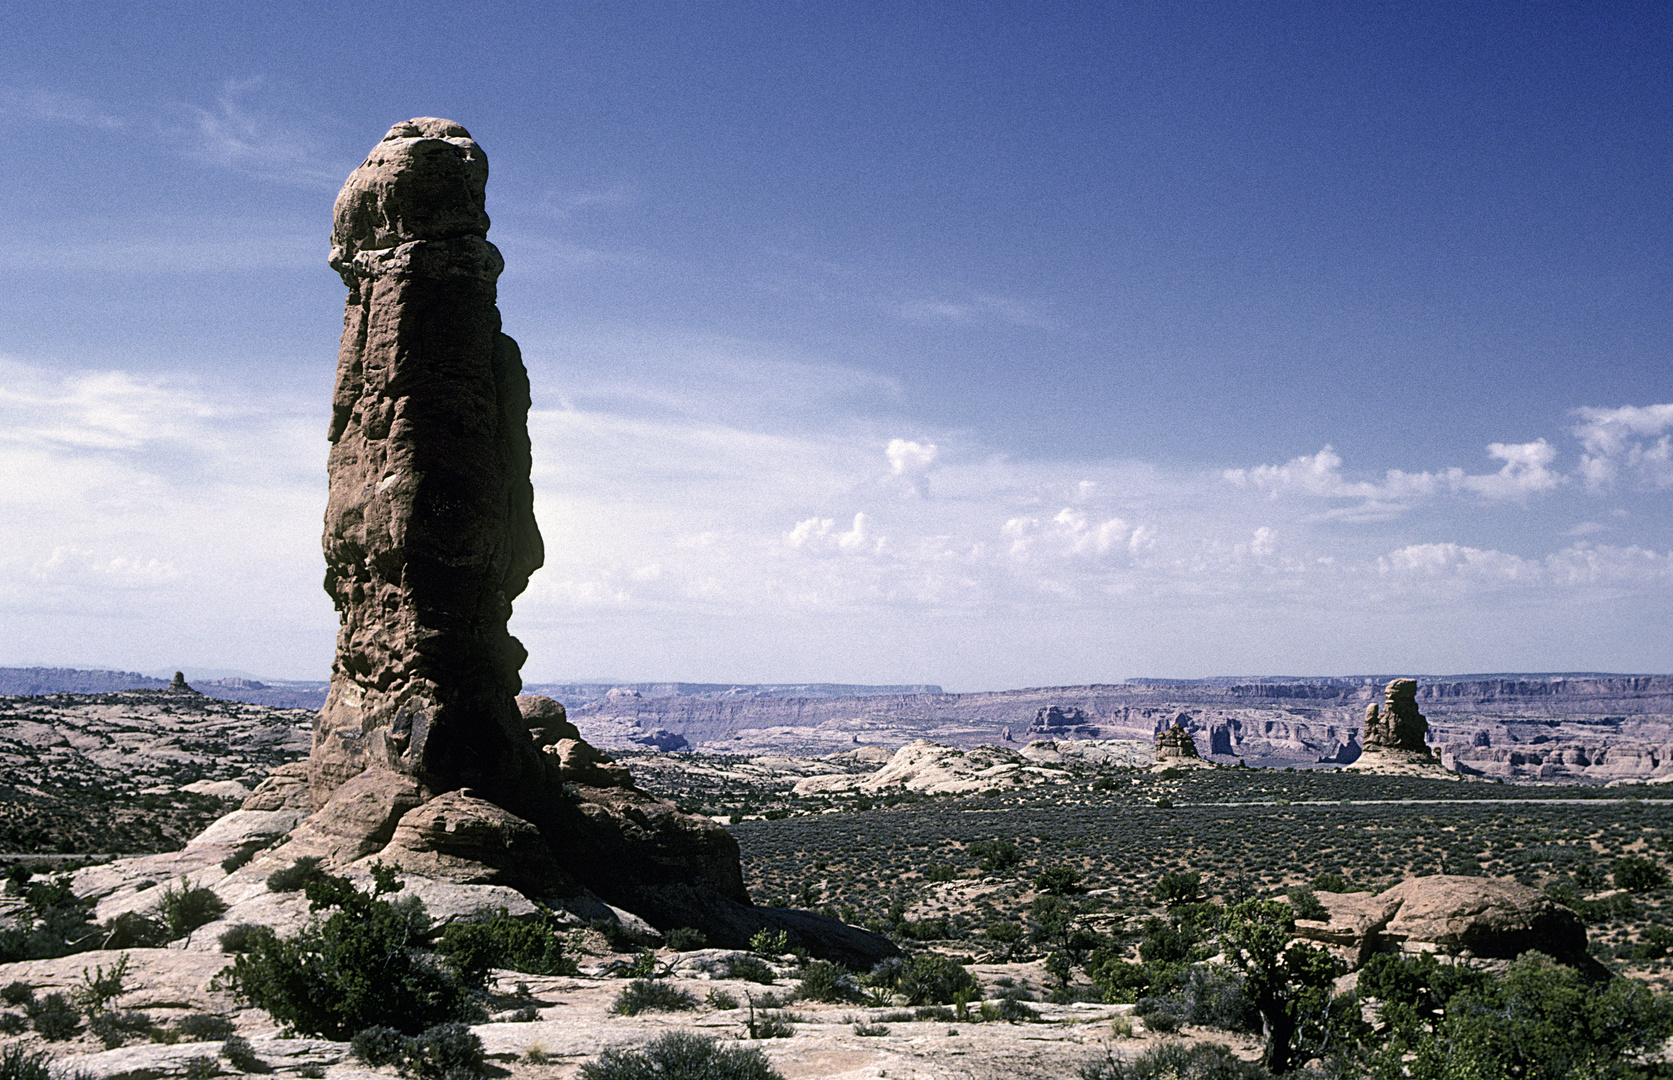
top-left (1362, 678), bottom-right (1431, 756)
top-left (313, 118), bottom-right (545, 812)
top-left (1155, 717), bottom-right (1201, 761)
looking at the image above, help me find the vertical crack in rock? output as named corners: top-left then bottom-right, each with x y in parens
top-left (314, 118), bottom-right (545, 812)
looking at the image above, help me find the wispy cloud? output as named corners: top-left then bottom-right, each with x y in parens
top-left (0, 87), bottom-right (124, 130)
top-left (175, 78), bottom-right (345, 188)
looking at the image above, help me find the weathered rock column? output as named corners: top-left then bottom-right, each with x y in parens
top-left (313, 118), bottom-right (546, 810)
top-left (1363, 677), bottom-right (1431, 755)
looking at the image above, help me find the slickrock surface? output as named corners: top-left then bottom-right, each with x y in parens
top-left (793, 740), bottom-right (1069, 796)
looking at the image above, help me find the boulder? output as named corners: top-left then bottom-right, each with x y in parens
top-left (517, 693), bottom-right (581, 746)
top-left (271, 767), bottom-right (423, 866)
top-left (240, 761), bottom-right (311, 811)
top-left (1377, 875), bottom-right (1587, 963)
top-left (544, 737), bottom-right (634, 788)
top-left (375, 789), bottom-right (570, 891)
top-left (1292, 875), bottom-right (1588, 969)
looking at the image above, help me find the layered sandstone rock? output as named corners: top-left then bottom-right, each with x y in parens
top-left (1362, 678), bottom-right (1431, 756)
top-left (314, 117), bottom-right (545, 814)
top-left (1293, 875), bottom-right (1588, 970)
top-left (1155, 719), bottom-right (1200, 761)
top-left (286, 120), bottom-right (894, 964)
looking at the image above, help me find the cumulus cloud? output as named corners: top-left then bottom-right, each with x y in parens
top-left (784, 513), bottom-right (880, 554)
top-left (1573, 404), bottom-right (1673, 490)
top-left (1226, 438), bottom-right (1564, 512)
top-left (885, 438), bottom-right (938, 497)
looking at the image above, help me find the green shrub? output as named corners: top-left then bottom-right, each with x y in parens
top-left (1079, 1040), bottom-right (1268, 1080)
top-left (218, 923), bottom-right (262, 954)
top-left (221, 845), bottom-right (261, 875)
top-left (175, 1013), bottom-right (237, 1042)
top-left (99, 910), bottom-right (168, 950)
top-left (925, 864), bottom-right (958, 883)
top-left (349, 1022), bottom-right (485, 1080)
top-left (182, 1056), bottom-right (219, 1080)
top-left (402, 1022), bottom-right (485, 1080)
top-left (0, 1045), bottom-right (54, 1080)
top-left (156, 878), bottom-right (228, 940)
top-left (969, 839), bottom-right (1020, 873)
top-left (435, 910), bottom-right (578, 981)
top-left (26, 992), bottom-right (80, 1040)
top-left (1311, 870), bottom-right (1352, 893)
top-left (350, 1025), bottom-right (408, 1068)
top-left (588, 917), bottom-right (655, 952)
top-left (705, 988), bottom-right (739, 1010)
top-left (266, 858), bottom-right (325, 893)
top-left (747, 1010), bottom-right (795, 1039)
top-left (749, 927), bottom-right (790, 955)
top-left (796, 960), bottom-right (857, 1003)
top-left (1035, 866), bottom-right (1086, 895)
top-left (74, 952), bottom-right (130, 1013)
top-left (88, 1008), bottom-right (154, 1049)
top-left (219, 871), bottom-right (482, 1038)
top-left (613, 979), bottom-right (699, 1016)
top-left (726, 954), bottom-right (777, 984)
top-left (0, 1013), bottom-right (26, 1035)
top-left (665, 926), bottom-right (707, 951)
top-left (1153, 872), bottom-right (1202, 908)
top-left (890, 954), bottom-right (979, 1006)
top-left (578, 1032), bottom-right (782, 1080)
top-left (0, 982), bottom-right (31, 1007)
top-left (221, 1035), bottom-right (264, 1073)
top-left (1613, 855), bottom-right (1670, 893)
top-left (853, 1020), bottom-right (889, 1036)
top-left (1284, 885), bottom-right (1328, 921)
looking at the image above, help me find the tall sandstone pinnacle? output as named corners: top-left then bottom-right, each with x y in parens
top-left (314, 118), bottom-right (546, 813)
top-left (282, 119), bottom-right (895, 966)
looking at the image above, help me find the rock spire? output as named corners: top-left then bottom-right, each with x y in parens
top-left (1363, 678), bottom-right (1431, 755)
top-left (313, 118), bottom-right (545, 812)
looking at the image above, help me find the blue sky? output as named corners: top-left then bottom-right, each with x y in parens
top-left (0, 1), bottom-right (1668, 690)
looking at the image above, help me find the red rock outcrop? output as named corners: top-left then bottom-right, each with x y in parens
top-left (314, 118), bottom-right (546, 815)
top-left (289, 120), bottom-right (895, 965)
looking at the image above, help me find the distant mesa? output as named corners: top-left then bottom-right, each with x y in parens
top-left (1028, 704), bottom-right (1100, 738)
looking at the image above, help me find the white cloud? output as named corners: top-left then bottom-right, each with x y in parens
top-left (1573, 404), bottom-right (1673, 490)
top-left (885, 438), bottom-right (938, 497)
top-left (176, 79), bottom-right (345, 188)
top-left (6, 345), bottom-right (1672, 686)
top-left (0, 87), bottom-right (124, 130)
top-left (1226, 438), bottom-right (1564, 512)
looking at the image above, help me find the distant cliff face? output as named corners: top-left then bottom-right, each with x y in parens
top-left (569, 676), bottom-right (1673, 782)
